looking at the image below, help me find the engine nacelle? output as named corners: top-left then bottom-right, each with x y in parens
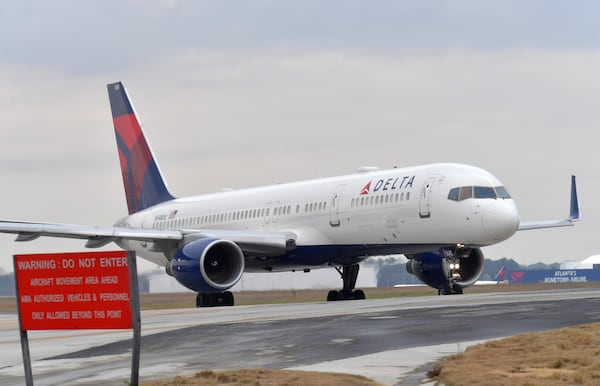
top-left (166, 238), bottom-right (245, 293)
top-left (406, 247), bottom-right (485, 291)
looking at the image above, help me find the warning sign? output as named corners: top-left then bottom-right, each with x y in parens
top-left (14, 251), bottom-right (134, 330)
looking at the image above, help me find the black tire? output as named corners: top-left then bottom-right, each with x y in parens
top-left (327, 290), bottom-right (339, 301)
top-left (223, 291), bottom-right (234, 306)
top-left (353, 289), bottom-right (366, 300)
top-left (196, 293), bottom-right (215, 307)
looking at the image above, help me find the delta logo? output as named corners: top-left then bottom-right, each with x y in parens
top-left (360, 175), bottom-right (416, 195)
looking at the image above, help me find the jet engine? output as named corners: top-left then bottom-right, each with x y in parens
top-left (405, 247), bottom-right (484, 294)
top-left (166, 238), bottom-right (245, 293)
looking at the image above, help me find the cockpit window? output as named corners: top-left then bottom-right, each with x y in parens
top-left (448, 188), bottom-right (459, 201)
top-left (495, 186), bottom-right (511, 199)
top-left (474, 186), bottom-right (497, 199)
top-left (459, 186), bottom-right (473, 201)
top-left (448, 185), bottom-right (512, 201)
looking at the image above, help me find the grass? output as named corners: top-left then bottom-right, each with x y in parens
top-left (430, 323), bottom-right (600, 385)
top-left (142, 368), bottom-right (384, 386)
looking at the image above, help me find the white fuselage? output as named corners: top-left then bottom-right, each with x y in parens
top-left (118, 163), bottom-right (519, 270)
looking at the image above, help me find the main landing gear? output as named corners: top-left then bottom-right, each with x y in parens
top-left (327, 264), bottom-right (366, 301)
top-left (196, 291), bottom-right (234, 307)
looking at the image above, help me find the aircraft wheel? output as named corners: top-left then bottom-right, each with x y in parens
top-left (353, 289), bottom-right (366, 300)
top-left (196, 293), bottom-right (214, 307)
top-left (452, 285), bottom-right (463, 295)
top-left (327, 290), bottom-right (339, 301)
top-left (438, 285), bottom-right (463, 295)
top-left (222, 291), bottom-right (234, 306)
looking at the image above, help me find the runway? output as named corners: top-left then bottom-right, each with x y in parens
top-left (1, 288), bottom-right (600, 385)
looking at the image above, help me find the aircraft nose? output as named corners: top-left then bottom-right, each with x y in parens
top-left (481, 201), bottom-right (519, 241)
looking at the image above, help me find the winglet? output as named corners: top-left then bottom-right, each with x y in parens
top-left (569, 175), bottom-right (580, 222)
top-left (517, 175), bottom-right (580, 231)
top-left (107, 82), bottom-right (175, 214)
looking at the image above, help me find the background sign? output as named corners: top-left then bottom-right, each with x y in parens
top-left (14, 251), bottom-right (133, 330)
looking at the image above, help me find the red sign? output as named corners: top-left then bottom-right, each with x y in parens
top-left (14, 251), bottom-right (133, 330)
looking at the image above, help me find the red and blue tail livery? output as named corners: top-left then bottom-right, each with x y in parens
top-left (107, 82), bottom-right (174, 214)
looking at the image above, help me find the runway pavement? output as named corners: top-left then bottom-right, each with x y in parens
top-left (1, 287), bottom-right (600, 385)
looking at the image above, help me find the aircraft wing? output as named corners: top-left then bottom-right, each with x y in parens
top-left (517, 175), bottom-right (580, 230)
top-left (0, 221), bottom-right (294, 256)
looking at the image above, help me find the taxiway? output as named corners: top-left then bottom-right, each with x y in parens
top-left (0, 288), bottom-right (599, 385)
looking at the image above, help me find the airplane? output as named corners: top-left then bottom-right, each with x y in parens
top-left (0, 82), bottom-right (580, 306)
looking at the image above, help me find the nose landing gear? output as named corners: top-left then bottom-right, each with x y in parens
top-left (438, 247), bottom-right (466, 295)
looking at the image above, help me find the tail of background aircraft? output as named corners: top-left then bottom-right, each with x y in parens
top-left (107, 82), bottom-right (174, 214)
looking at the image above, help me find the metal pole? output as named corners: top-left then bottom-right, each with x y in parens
top-left (14, 256), bottom-right (34, 386)
top-left (128, 251), bottom-right (141, 386)
top-left (19, 329), bottom-right (34, 386)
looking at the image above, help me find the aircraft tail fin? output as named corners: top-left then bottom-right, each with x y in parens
top-left (107, 82), bottom-right (175, 214)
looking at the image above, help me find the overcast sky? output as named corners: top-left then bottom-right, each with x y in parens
top-left (1, 1), bottom-right (599, 275)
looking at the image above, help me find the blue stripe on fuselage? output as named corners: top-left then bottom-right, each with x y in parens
top-left (244, 243), bottom-right (468, 271)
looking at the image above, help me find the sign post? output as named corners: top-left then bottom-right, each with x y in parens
top-left (13, 250), bottom-right (140, 385)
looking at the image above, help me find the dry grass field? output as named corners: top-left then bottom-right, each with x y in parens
top-left (142, 368), bottom-right (385, 386)
top-left (430, 323), bottom-right (600, 385)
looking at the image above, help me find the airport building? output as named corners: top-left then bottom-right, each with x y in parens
top-left (502, 255), bottom-right (600, 284)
